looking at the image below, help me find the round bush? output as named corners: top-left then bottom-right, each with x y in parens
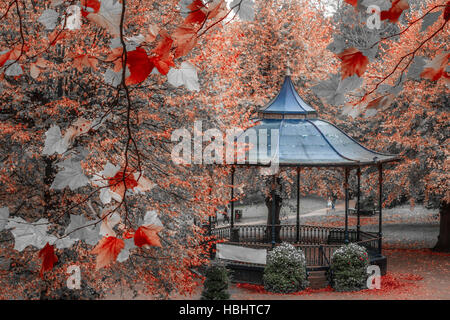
top-left (263, 242), bottom-right (308, 293)
top-left (201, 262), bottom-right (230, 300)
top-left (330, 243), bottom-right (370, 292)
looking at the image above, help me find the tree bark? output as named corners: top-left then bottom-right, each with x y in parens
top-left (433, 201), bottom-right (450, 252)
top-left (265, 192), bottom-right (282, 243)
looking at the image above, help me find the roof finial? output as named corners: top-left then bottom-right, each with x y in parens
top-left (286, 50), bottom-right (291, 76)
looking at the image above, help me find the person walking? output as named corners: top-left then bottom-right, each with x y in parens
top-left (331, 192), bottom-right (337, 211)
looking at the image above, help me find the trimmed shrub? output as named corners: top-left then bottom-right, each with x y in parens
top-left (330, 243), bottom-right (369, 292)
top-left (201, 262), bottom-right (230, 300)
top-left (263, 242), bottom-right (308, 293)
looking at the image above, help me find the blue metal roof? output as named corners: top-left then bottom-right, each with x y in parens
top-left (261, 76), bottom-right (317, 115)
top-left (231, 75), bottom-right (399, 167)
top-left (236, 119), bottom-right (399, 166)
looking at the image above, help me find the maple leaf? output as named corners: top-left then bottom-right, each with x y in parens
top-left (81, 0), bottom-right (101, 17)
top-left (0, 50), bottom-right (11, 68)
top-left (142, 210), bottom-right (163, 227)
top-left (344, 0), bottom-right (358, 7)
top-left (184, 0), bottom-right (207, 25)
top-left (117, 238), bottom-right (135, 262)
top-left (91, 236), bottom-right (124, 269)
top-left (6, 218), bottom-right (55, 252)
top-left (82, 0), bottom-right (122, 36)
top-left (65, 214), bottom-right (101, 246)
top-left (38, 9), bottom-right (59, 30)
top-left (29, 57), bottom-right (50, 79)
top-left (38, 243), bottom-right (58, 278)
top-left (105, 47), bottom-right (153, 85)
top-left (100, 210), bottom-right (121, 237)
top-left (133, 172), bottom-right (156, 192)
top-left (51, 158), bottom-right (89, 191)
top-left (230, 0), bottom-right (255, 21)
top-left (167, 61), bottom-right (200, 91)
top-left (134, 225), bottom-right (163, 248)
top-left (312, 74), bottom-right (346, 106)
top-left (380, 0), bottom-right (410, 23)
top-left (125, 47), bottom-right (153, 85)
top-left (145, 24), bottom-right (160, 43)
top-left (0, 207), bottom-right (9, 231)
top-left (71, 54), bottom-right (98, 72)
top-left (337, 47), bottom-right (369, 79)
top-left (172, 26), bottom-right (198, 59)
top-left (92, 162), bottom-right (122, 204)
top-left (420, 10), bottom-right (442, 33)
top-left (63, 117), bottom-right (93, 144)
top-left (108, 169), bottom-right (138, 194)
top-left (151, 33), bottom-right (175, 75)
top-left (420, 52), bottom-right (450, 82)
top-left (365, 94), bottom-right (395, 116)
top-left (205, 0), bottom-right (228, 20)
top-left (42, 125), bottom-right (69, 155)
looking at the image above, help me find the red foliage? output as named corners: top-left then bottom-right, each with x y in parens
top-left (151, 33), bottom-right (175, 75)
top-left (420, 52), bottom-right (450, 82)
top-left (134, 225), bottom-right (163, 248)
top-left (91, 236), bottom-right (124, 269)
top-left (38, 243), bottom-right (58, 278)
top-left (344, 0), bottom-right (358, 7)
top-left (235, 283), bottom-right (268, 294)
top-left (445, 1), bottom-right (450, 21)
top-left (184, 0), bottom-right (207, 25)
top-left (125, 47), bottom-right (154, 85)
top-left (337, 47), bottom-right (369, 79)
top-left (380, 0), bottom-right (410, 23)
top-left (235, 283), bottom-right (334, 295)
top-left (80, 0), bottom-right (101, 17)
top-left (172, 26), bottom-right (198, 59)
top-left (108, 170), bottom-right (138, 193)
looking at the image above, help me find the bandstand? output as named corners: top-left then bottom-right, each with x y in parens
top-left (209, 71), bottom-right (400, 286)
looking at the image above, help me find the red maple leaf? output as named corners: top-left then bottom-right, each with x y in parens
top-left (344, 0), bottom-right (358, 7)
top-left (366, 94), bottom-right (394, 110)
top-left (0, 50), bottom-right (11, 68)
top-left (91, 236), bottom-right (124, 269)
top-left (108, 169), bottom-right (138, 194)
top-left (125, 47), bottom-right (154, 85)
top-left (134, 225), bottom-right (163, 248)
top-left (172, 25), bottom-right (198, 59)
top-left (184, 0), bottom-right (207, 25)
top-left (337, 47), bottom-right (369, 79)
top-left (380, 0), bottom-right (410, 23)
top-left (38, 243), bottom-right (58, 278)
top-left (80, 0), bottom-right (101, 17)
top-left (151, 34), bottom-right (175, 75)
top-left (420, 52), bottom-right (450, 82)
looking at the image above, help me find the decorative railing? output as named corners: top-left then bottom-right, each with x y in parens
top-left (210, 223), bottom-right (381, 267)
top-left (211, 224), bottom-right (377, 244)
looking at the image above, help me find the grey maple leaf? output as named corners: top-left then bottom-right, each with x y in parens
top-left (51, 158), bottom-right (89, 191)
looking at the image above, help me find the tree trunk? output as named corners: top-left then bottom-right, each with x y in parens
top-left (265, 192), bottom-right (282, 243)
top-left (433, 201), bottom-right (450, 252)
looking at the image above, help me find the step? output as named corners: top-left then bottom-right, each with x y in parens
top-left (308, 271), bottom-right (329, 289)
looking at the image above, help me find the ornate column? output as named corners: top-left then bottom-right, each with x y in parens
top-left (271, 175), bottom-right (276, 248)
top-left (296, 167), bottom-right (301, 243)
top-left (357, 167), bottom-right (361, 241)
top-left (378, 164), bottom-right (383, 254)
top-left (344, 167), bottom-right (349, 244)
top-left (230, 166), bottom-right (239, 242)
